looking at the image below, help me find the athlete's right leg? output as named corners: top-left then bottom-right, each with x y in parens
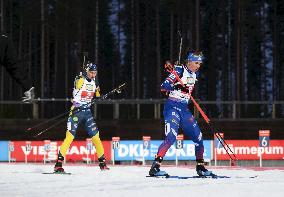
top-left (54, 108), bottom-right (81, 172)
top-left (84, 110), bottom-right (109, 170)
top-left (181, 110), bottom-right (213, 176)
top-left (54, 131), bottom-right (75, 172)
top-left (149, 104), bottom-right (181, 176)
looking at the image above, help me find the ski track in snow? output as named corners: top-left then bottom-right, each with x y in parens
top-left (0, 163), bottom-right (284, 197)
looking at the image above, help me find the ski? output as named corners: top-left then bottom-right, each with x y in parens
top-left (167, 175), bottom-right (230, 179)
top-left (147, 174), bottom-right (169, 178)
top-left (146, 175), bottom-right (223, 179)
top-left (42, 172), bottom-right (72, 175)
top-left (146, 175), bottom-right (258, 179)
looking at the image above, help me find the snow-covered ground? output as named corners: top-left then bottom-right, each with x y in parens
top-left (0, 163), bottom-right (283, 197)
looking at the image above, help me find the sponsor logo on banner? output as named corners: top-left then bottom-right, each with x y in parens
top-left (0, 141), bottom-right (9, 161)
top-left (9, 141), bottom-right (111, 162)
top-left (114, 140), bottom-right (211, 161)
top-left (215, 140), bottom-right (284, 160)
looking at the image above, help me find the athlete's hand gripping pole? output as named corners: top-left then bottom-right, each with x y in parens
top-left (164, 62), bottom-right (237, 162)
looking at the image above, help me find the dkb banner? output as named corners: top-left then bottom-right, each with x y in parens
top-left (113, 140), bottom-right (211, 161)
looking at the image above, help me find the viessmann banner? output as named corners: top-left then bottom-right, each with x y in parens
top-left (214, 140), bottom-right (284, 160)
top-left (6, 141), bottom-right (112, 162)
top-left (113, 140), bottom-right (212, 161)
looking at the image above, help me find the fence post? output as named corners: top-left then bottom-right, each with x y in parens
top-left (154, 104), bottom-right (158, 119)
top-left (32, 102), bottom-right (39, 119)
top-left (272, 103), bottom-right (276, 119)
top-left (114, 103), bottom-right (119, 119)
top-left (232, 101), bottom-right (236, 119)
top-left (157, 103), bottom-right (161, 119)
top-left (137, 103), bottom-right (140, 119)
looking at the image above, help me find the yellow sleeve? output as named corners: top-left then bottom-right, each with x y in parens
top-left (75, 77), bottom-right (84, 90)
top-left (95, 87), bottom-right (101, 97)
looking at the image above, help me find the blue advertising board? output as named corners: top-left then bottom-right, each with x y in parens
top-left (0, 141), bottom-right (9, 161)
top-left (114, 140), bottom-right (211, 161)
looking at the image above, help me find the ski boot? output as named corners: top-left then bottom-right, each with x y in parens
top-left (54, 152), bottom-right (65, 173)
top-left (98, 155), bottom-right (110, 170)
top-left (196, 159), bottom-right (215, 177)
top-left (149, 155), bottom-right (168, 177)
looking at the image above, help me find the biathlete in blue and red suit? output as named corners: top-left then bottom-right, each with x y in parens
top-left (149, 51), bottom-right (214, 177)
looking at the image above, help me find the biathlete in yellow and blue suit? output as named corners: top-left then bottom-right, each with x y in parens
top-left (54, 62), bottom-right (109, 172)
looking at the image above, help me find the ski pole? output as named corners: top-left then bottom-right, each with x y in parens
top-left (177, 30), bottom-right (183, 65)
top-left (33, 117), bottom-right (66, 138)
top-left (31, 83), bottom-right (126, 137)
top-left (26, 110), bottom-right (68, 132)
top-left (164, 63), bottom-right (237, 161)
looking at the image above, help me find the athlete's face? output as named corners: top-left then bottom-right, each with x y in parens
top-left (187, 61), bottom-right (202, 73)
top-left (87, 70), bottom-right (97, 79)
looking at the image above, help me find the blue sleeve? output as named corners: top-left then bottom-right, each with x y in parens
top-left (161, 65), bottom-right (183, 92)
top-left (196, 71), bottom-right (200, 79)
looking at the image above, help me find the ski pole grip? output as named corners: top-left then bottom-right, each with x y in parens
top-left (164, 61), bottom-right (174, 72)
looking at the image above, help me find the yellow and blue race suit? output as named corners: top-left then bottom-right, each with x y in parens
top-left (59, 74), bottom-right (104, 159)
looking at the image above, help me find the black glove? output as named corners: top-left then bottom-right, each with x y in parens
top-left (161, 90), bottom-right (169, 98)
top-left (173, 84), bottom-right (189, 93)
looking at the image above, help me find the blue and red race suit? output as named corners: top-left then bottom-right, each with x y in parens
top-left (157, 64), bottom-right (204, 160)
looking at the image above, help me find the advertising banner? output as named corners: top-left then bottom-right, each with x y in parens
top-left (2, 140), bottom-right (284, 162)
top-left (214, 140), bottom-right (284, 160)
top-left (113, 140), bottom-right (211, 161)
top-left (9, 141), bottom-right (111, 162)
top-left (0, 141), bottom-right (9, 161)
